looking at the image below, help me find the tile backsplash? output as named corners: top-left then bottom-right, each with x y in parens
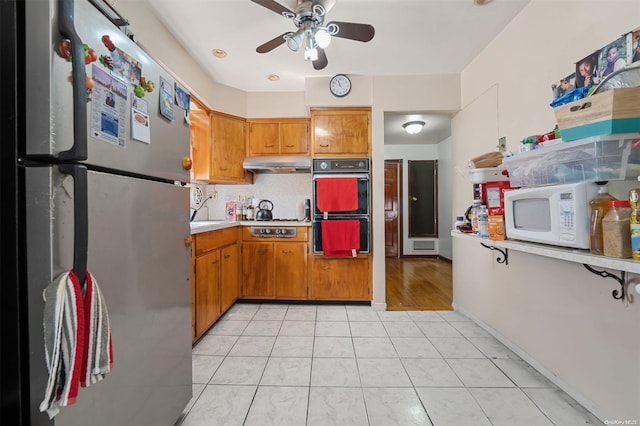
top-left (190, 173), bottom-right (312, 221)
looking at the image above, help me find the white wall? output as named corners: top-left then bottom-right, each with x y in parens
top-left (453, 0), bottom-right (640, 420)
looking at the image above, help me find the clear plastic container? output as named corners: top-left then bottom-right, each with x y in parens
top-left (602, 200), bottom-right (631, 258)
top-left (477, 205), bottom-right (489, 238)
top-left (589, 184), bottom-right (616, 255)
top-left (630, 188), bottom-right (640, 260)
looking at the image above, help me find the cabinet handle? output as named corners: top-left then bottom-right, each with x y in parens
top-left (319, 144), bottom-right (329, 147)
top-left (320, 265), bottom-right (330, 270)
top-left (212, 260), bottom-right (219, 265)
top-left (219, 167), bottom-right (228, 171)
top-left (224, 254), bottom-right (231, 259)
top-left (282, 250), bottom-right (292, 255)
top-left (265, 144), bottom-right (275, 148)
top-left (284, 144), bottom-right (294, 148)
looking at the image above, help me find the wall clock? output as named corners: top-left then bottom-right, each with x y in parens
top-left (329, 74), bottom-right (351, 97)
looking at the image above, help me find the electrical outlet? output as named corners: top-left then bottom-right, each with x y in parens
top-left (497, 136), bottom-right (507, 153)
top-left (207, 189), bottom-right (217, 200)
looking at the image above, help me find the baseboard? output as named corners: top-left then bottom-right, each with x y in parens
top-left (452, 302), bottom-right (606, 423)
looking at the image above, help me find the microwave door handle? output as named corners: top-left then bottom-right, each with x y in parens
top-left (57, 0), bottom-right (88, 161)
top-left (58, 164), bottom-right (89, 288)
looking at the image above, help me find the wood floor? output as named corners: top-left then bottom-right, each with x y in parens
top-left (385, 257), bottom-right (453, 311)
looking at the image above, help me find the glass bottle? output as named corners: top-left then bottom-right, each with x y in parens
top-left (630, 188), bottom-right (640, 260)
top-left (602, 200), bottom-right (631, 258)
top-left (589, 184), bottom-right (616, 255)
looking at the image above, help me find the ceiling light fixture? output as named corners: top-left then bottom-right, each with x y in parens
top-left (474, 0), bottom-right (494, 5)
top-left (267, 74), bottom-right (279, 81)
top-left (212, 49), bottom-right (227, 58)
top-left (403, 121), bottom-right (426, 135)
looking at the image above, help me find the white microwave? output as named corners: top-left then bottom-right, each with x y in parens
top-left (504, 182), bottom-right (599, 249)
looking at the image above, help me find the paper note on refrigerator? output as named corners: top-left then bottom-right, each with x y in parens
top-left (90, 65), bottom-right (127, 147)
top-left (131, 97), bottom-right (150, 144)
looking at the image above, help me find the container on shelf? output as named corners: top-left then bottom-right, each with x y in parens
top-left (602, 200), bottom-right (631, 258)
top-left (589, 184), bottom-right (617, 256)
top-left (467, 167), bottom-right (509, 184)
top-left (553, 86), bottom-right (640, 141)
top-left (503, 133), bottom-right (635, 187)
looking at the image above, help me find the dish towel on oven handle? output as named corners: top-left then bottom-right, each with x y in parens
top-left (316, 177), bottom-right (358, 212)
top-left (321, 220), bottom-right (360, 257)
top-left (40, 270), bottom-right (113, 419)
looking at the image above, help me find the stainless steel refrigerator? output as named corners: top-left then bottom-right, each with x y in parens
top-left (1, 0), bottom-right (192, 424)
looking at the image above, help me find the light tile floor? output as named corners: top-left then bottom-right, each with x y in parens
top-left (178, 302), bottom-right (601, 426)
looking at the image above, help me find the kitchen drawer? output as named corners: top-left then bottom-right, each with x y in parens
top-left (194, 227), bottom-right (240, 256)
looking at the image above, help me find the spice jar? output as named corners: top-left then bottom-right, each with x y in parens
top-left (602, 200), bottom-right (631, 258)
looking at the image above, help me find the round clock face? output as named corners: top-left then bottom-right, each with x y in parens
top-left (329, 74), bottom-right (351, 97)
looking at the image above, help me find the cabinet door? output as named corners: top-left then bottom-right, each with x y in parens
top-left (190, 98), bottom-right (211, 182)
top-left (195, 250), bottom-right (221, 337)
top-left (311, 257), bottom-right (370, 300)
top-left (312, 110), bottom-right (370, 156)
top-left (242, 242), bottom-right (275, 298)
top-left (211, 113), bottom-right (246, 181)
top-left (275, 242), bottom-right (307, 299)
top-left (280, 121), bottom-right (309, 155)
top-left (220, 243), bottom-right (239, 312)
top-left (248, 122), bottom-right (279, 156)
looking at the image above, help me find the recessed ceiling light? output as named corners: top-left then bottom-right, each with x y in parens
top-left (474, 0), bottom-right (494, 5)
top-left (212, 49), bottom-right (227, 58)
top-left (267, 74), bottom-right (279, 81)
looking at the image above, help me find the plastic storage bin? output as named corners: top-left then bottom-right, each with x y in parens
top-left (467, 167), bottom-right (509, 184)
top-left (503, 133), bottom-right (636, 187)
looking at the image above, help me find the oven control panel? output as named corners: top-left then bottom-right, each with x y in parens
top-left (313, 158), bottom-right (369, 173)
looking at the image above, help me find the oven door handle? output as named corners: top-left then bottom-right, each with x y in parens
top-left (313, 174), bottom-right (370, 180)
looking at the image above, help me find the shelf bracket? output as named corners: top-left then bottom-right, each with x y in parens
top-left (582, 264), bottom-right (627, 302)
top-left (480, 242), bottom-right (508, 266)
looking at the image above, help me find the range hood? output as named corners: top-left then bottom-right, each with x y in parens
top-left (243, 155), bottom-right (311, 173)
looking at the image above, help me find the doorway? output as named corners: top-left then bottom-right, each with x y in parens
top-left (384, 160), bottom-right (401, 258)
top-left (408, 160), bottom-right (438, 237)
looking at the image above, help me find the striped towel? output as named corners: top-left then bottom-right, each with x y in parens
top-left (40, 270), bottom-right (113, 418)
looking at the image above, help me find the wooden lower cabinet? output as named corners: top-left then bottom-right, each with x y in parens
top-left (192, 227), bottom-right (240, 342)
top-left (195, 250), bottom-right (221, 338)
top-left (311, 257), bottom-right (371, 300)
top-left (241, 227), bottom-right (309, 300)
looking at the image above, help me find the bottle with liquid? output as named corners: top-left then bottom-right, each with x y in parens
top-left (470, 199), bottom-right (482, 234)
top-left (455, 216), bottom-right (465, 231)
top-left (589, 184), bottom-right (616, 255)
top-left (630, 188), bottom-right (640, 260)
top-left (477, 204), bottom-right (489, 238)
top-left (602, 200), bottom-right (631, 258)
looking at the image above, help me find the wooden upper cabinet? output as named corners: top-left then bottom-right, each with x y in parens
top-left (189, 98), bottom-right (249, 183)
top-left (210, 112), bottom-right (247, 182)
top-left (311, 108), bottom-right (371, 157)
top-left (189, 98), bottom-right (212, 182)
top-left (247, 119), bottom-right (309, 156)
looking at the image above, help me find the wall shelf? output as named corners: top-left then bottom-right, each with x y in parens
top-left (451, 231), bottom-right (640, 275)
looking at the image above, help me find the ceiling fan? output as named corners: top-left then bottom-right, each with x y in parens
top-left (250, 0), bottom-right (375, 70)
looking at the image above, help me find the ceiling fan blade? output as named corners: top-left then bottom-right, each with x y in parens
top-left (313, 48), bottom-right (328, 70)
top-left (256, 33), bottom-right (288, 53)
top-left (250, 0), bottom-right (294, 17)
top-left (328, 21), bottom-right (375, 42)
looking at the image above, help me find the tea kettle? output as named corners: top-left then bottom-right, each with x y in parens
top-left (255, 200), bottom-right (274, 221)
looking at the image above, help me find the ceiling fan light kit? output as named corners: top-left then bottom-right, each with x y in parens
top-left (251, 0), bottom-right (375, 70)
top-left (403, 121), bottom-right (425, 135)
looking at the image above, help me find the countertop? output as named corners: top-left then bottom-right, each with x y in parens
top-left (190, 220), bottom-right (312, 234)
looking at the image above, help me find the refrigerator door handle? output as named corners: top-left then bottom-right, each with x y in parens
top-left (59, 164), bottom-right (89, 287)
top-left (57, 0), bottom-right (88, 161)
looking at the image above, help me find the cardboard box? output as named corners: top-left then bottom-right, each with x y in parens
top-left (488, 215), bottom-right (506, 241)
top-left (554, 86), bottom-right (640, 141)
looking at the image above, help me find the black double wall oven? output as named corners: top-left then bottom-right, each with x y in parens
top-left (312, 158), bottom-right (370, 254)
